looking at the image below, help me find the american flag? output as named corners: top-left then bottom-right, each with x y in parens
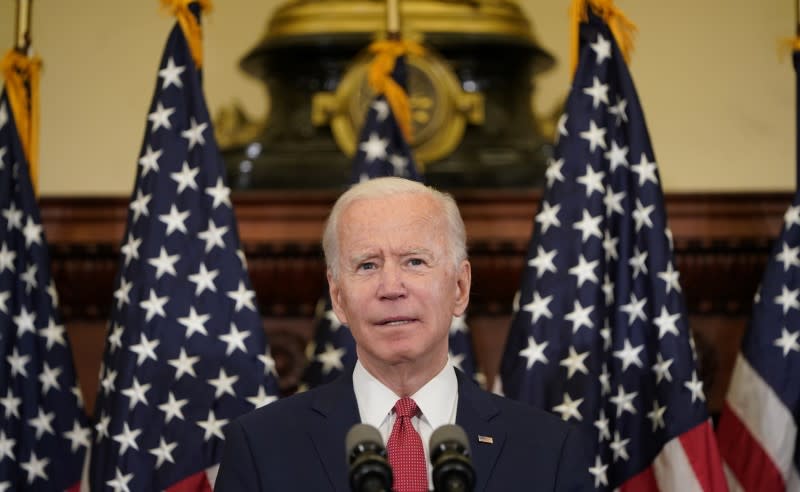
top-left (715, 50), bottom-right (800, 491)
top-left (302, 48), bottom-right (477, 388)
top-left (499, 9), bottom-right (726, 491)
top-left (0, 89), bottom-right (89, 488)
top-left (88, 6), bottom-right (279, 490)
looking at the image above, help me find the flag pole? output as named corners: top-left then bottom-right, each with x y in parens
top-left (386, 0), bottom-right (400, 39)
top-left (796, 0), bottom-right (800, 191)
top-left (14, 0), bottom-right (33, 53)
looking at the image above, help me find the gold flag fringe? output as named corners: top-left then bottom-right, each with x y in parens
top-left (570, 0), bottom-right (637, 76)
top-left (1, 49), bottom-right (41, 194)
top-left (160, 0), bottom-right (212, 69)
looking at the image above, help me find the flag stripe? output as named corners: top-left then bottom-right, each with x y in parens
top-left (722, 464), bottom-right (745, 492)
top-left (677, 421), bottom-right (727, 492)
top-left (166, 469), bottom-right (213, 492)
top-left (620, 465), bottom-right (659, 492)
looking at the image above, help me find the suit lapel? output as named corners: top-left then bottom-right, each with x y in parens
top-left (455, 370), bottom-right (505, 492)
top-left (307, 369), bottom-right (361, 492)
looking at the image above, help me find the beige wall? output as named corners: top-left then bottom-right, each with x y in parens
top-left (0, 0), bottom-right (794, 195)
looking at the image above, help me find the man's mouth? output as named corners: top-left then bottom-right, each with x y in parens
top-left (377, 317), bottom-right (417, 326)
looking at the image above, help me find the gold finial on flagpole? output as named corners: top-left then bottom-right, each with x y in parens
top-left (386, 0), bottom-right (400, 39)
top-left (14, 0), bottom-right (33, 53)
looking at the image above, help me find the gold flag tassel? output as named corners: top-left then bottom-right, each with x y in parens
top-left (161, 0), bottom-right (213, 68)
top-left (777, 36), bottom-right (800, 61)
top-left (1, 49), bottom-right (41, 194)
top-left (366, 39), bottom-right (425, 144)
top-left (569, 0), bottom-right (638, 76)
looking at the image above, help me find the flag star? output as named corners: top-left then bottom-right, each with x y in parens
top-left (28, 408), bottom-right (55, 439)
top-left (449, 315), bottom-right (467, 336)
top-left (209, 368), bottom-right (240, 399)
top-left (120, 233), bottom-right (142, 267)
top-left (317, 343), bottom-right (347, 374)
top-left (773, 327), bottom-right (800, 357)
top-left (545, 158), bottom-right (565, 188)
top-left (158, 203), bottom-right (189, 237)
top-left (776, 242), bottom-right (800, 271)
top-left (652, 353), bottom-right (674, 384)
top-left (247, 386), bottom-right (278, 409)
top-left (564, 300), bottom-right (594, 333)
top-left (528, 246), bottom-right (558, 278)
top-left (147, 246), bottom-right (180, 279)
top-left (579, 119), bottom-right (607, 152)
top-left (259, 352), bottom-right (278, 377)
top-left (101, 368), bottom-right (117, 394)
top-left (535, 201), bottom-right (561, 233)
top-left (389, 154), bottom-right (409, 176)
top-left (189, 263), bottom-right (219, 296)
top-left (654, 306), bottom-right (681, 339)
top-left (598, 363), bottom-right (611, 395)
top-left (0, 290), bottom-right (8, 314)
top-left (129, 189), bottom-right (152, 223)
top-left (20, 451), bottom-right (49, 484)
top-left (22, 217), bottom-right (43, 248)
top-left (0, 102), bottom-right (6, 128)
top-left (576, 165), bottom-right (606, 198)
top-left (205, 177), bottom-right (232, 209)
top-left (604, 140), bottom-right (629, 172)
top-left (784, 204), bottom-right (800, 229)
top-left (7, 347), bottom-right (31, 377)
top-left (559, 346), bottom-right (590, 379)
top-left (371, 100), bottom-right (390, 121)
top-left (359, 132), bottom-right (388, 162)
top-left (602, 230), bottom-right (619, 263)
top-left (2, 202), bottom-right (23, 231)
top-left (628, 246), bottom-right (649, 279)
top-left (568, 254), bottom-right (599, 288)
top-left (588, 456), bottom-right (609, 488)
top-left (63, 421), bottom-right (91, 452)
top-left (0, 243), bottom-right (16, 273)
top-left (95, 413), bottom-right (111, 442)
top-left (129, 332), bottom-right (160, 365)
top-left (170, 161), bottom-right (199, 194)
top-left (647, 400), bottom-right (667, 432)
top-left (631, 153), bottom-right (659, 186)
top-left (20, 263), bottom-right (37, 293)
top-left (594, 409), bottom-right (611, 441)
top-left (139, 288), bottom-right (169, 321)
top-left (610, 431), bottom-right (631, 462)
top-left (47, 280), bottom-right (59, 307)
top-left (684, 371), bottom-right (706, 403)
top-left (219, 323), bottom-right (251, 355)
top-left (150, 437), bottom-right (178, 468)
top-left (446, 350), bottom-right (463, 372)
top-left (198, 219), bottom-right (229, 253)
top-left (358, 173), bottom-right (369, 183)
top-left (0, 146), bottom-right (5, 166)
top-left (573, 210), bottom-right (603, 242)
top-left (0, 430), bottom-right (15, 461)
top-left (775, 285), bottom-right (800, 314)
top-left (582, 76), bottom-right (609, 108)
top-left (108, 324), bottom-right (124, 353)
top-left (106, 468), bottom-right (133, 492)
top-left (512, 290), bottom-right (521, 313)
top-left (523, 291), bottom-right (553, 323)
top-left (609, 384), bottom-right (638, 418)
top-left (114, 278), bottom-right (133, 309)
top-left (14, 306), bottom-right (36, 336)
top-left (590, 33), bottom-right (612, 64)
top-left (608, 96), bottom-right (628, 126)
top-left (552, 393), bottom-right (583, 422)
top-left (121, 377), bottom-right (151, 410)
top-left (321, 308), bottom-right (343, 331)
top-left (237, 248), bottom-right (248, 268)
top-left (197, 410), bottom-right (228, 441)
top-left (158, 392), bottom-right (189, 423)
top-left (632, 199), bottom-right (655, 232)
top-left (178, 307), bottom-right (210, 338)
top-left (227, 280), bottom-right (256, 312)
top-left (0, 390), bottom-right (20, 419)
top-left (519, 336), bottom-right (549, 369)
top-left (113, 423), bottom-right (142, 455)
top-left (658, 262), bottom-right (682, 294)
top-left (158, 56), bottom-right (185, 89)
top-left (556, 113), bottom-right (568, 141)
top-left (613, 339), bottom-right (644, 372)
top-left (181, 117), bottom-right (208, 150)
top-left (38, 363), bottom-right (62, 394)
top-left (147, 101), bottom-right (175, 133)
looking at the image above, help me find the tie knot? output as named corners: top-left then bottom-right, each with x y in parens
top-left (394, 397), bottom-right (419, 418)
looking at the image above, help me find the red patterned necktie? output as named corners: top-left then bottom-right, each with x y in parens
top-left (386, 397), bottom-right (429, 492)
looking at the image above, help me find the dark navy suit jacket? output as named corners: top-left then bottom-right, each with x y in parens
top-left (215, 367), bottom-right (592, 491)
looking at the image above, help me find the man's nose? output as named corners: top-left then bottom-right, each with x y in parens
top-left (377, 262), bottom-right (407, 300)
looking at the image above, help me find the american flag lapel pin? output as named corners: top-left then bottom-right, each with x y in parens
top-left (477, 435), bottom-right (494, 444)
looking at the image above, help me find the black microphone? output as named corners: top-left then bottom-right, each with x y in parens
top-left (346, 423), bottom-right (393, 492)
top-left (430, 424), bottom-right (475, 492)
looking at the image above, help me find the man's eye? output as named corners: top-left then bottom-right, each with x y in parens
top-left (408, 258), bottom-right (425, 266)
top-left (358, 262), bottom-right (376, 271)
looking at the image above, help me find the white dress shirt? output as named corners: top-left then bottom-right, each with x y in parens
top-left (352, 358), bottom-right (459, 487)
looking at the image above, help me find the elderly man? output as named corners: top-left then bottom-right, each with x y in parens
top-left (215, 177), bottom-right (591, 491)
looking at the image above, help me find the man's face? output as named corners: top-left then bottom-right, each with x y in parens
top-left (328, 192), bottom-right (471, 371)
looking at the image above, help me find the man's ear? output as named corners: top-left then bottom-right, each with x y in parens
top-left (327, 269), bottom-right (349, 325)
top-left (453, 260), bottom-right (471, 317)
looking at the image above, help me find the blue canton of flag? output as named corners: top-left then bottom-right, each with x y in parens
top-left (0, 92), bottom-right (89, 490)
top-left (499, 9), bottom-right (725, 491)
top-left (303, 50), bottom-right (476, 388)
top-left (88, 7), bottom-right (280, 491)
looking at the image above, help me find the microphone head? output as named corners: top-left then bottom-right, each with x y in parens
top-left (346, 423), bottom-right (392, 492)
top-left (430, 424), bottom-right (471, 462)
top-left (430, 424), bottom-right (475, 491)
top-left (346, 423), bottom-right (385, 462)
